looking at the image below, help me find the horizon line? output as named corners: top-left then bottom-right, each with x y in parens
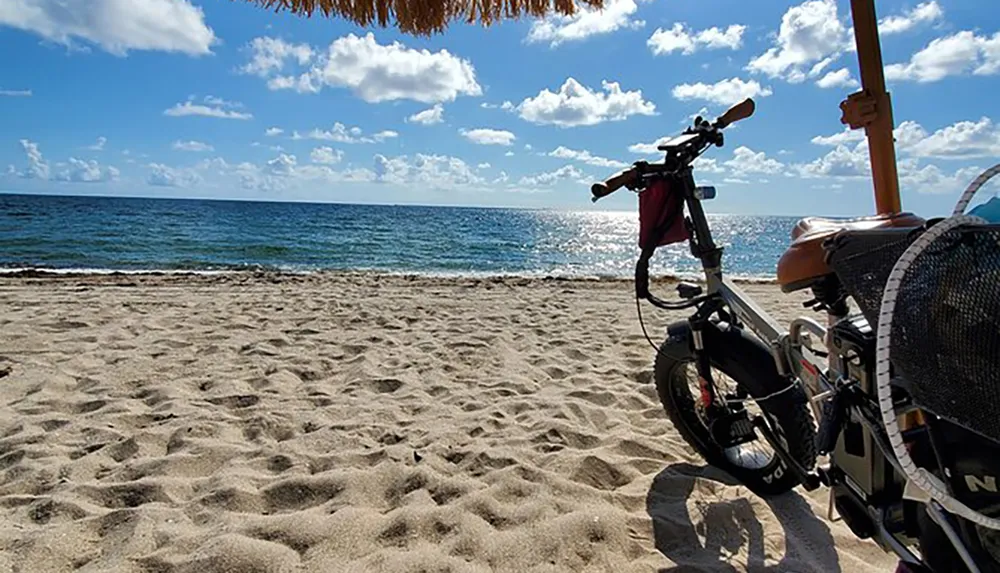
top-left (0, 190), bottom-right (820, 219)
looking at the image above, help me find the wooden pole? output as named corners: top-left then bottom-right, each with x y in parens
top-left (847, 0), bottom-right (901, 214)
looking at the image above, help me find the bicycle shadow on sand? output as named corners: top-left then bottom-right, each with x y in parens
top-left (645, 462), bottom-right (842, 573)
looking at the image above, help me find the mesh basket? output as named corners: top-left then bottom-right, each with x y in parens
top-left (826, 224), bottom-right (1000, 443)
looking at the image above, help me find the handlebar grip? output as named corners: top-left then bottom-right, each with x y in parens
top-left (591, 168), bottom-right (638, 201)
top-left (716, 98), bottom-right (755, 129)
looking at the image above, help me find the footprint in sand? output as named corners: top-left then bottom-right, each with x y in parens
top-left (532, 427), bottom-right (600, 450)
top-left (106, 437), bottom-right (139, 462)
top-left (175, 534), bottom-right (301, 572)
top-left (544, 366), bottom-right (570, 380)
top-left (631, 370), bottom-right (654, 385)
top-left (74, 399), bottom-right (108, 414)
top-left (367, 378), bottom-right (404, 394)
top-left (377, 519), bottom-right (415, 548)
top-left (267, 455), bottom-right (294, 473)
top-left (570, 455), bottom-right (634, 490)
top-left (38, 419), bottom-right (70, 432)
top-left (79, 481), bottom-right (172, 509)
top-left (262, 475), bottom-right (345, 513)
top-left (562, 347), bottom-right (588, 361)
top-left (41, 320), bottom-right (89, 331)
top-left (27, 498), bottom-right (88, 525)
top-left (567, 390), bottom-right (617, 407)
top-left (207, 394), bottom-right (260, 409)
top-left (153, 339), bottom-right (193, 349)
top-left (0, 449), bottom-right (26, 469)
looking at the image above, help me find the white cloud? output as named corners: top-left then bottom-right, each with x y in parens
top-left (895, 120), bottom-right (929, 150)
top-left (885, 31), bottom-right (1000, 82)
top-left (147, 155), bottom-right (374, 193)
top-left (7, 140), bottom-right (115, 184)
top-left (194, 157), bottom-right (232, 173)
top-left (147, 163), bottom-right (201, 187)
top-left (0, 0), bottom-right (216, 56)
top-left (724, 146), bottom-right (784, 174)
top-left (628, 136), bottom-right (671, 155)
top-left (52, 158), bottom-right (119, 183)
top-left (815, 68), bottom-right (859, 89)
top-left (903, 117), bottom-right (1000, 159)
top-left (505, 151), bottom-right (515, 157)
top-left (164, 96), bottom-right (252, 120)
top-left (879, 1), bottom-right (943, 35)
top-left (13, 139), bottom-right (50, 179)
top-left (518, 78), bottom-right (656, 127)
top-left (203, 96), bottom-right (241, 108)
top-left (86, 136), bottom-right (107, 151)
top-left (310, 147), bottom-right (343, 164)
top-left (0, 89), bottom-right (31, 97)
top-left (811, 128), bottom-right (865, 146)
top-left (240, 37), bottom-right (313, 77)
top-left (518, 165), bottom-right (588, 187)
top-left (747, 0), bottom-right (850, 83)
top-left (265, 127), bottom-right (284, 137)
top-left (407, 103), bottom-right (444, 125)
top-left (206, 153), bottom-right (375, 192)
top-left (671, 77), bottom-right (773, 106)
top-left (548, 146), bottom-right (627, 168)
top-left (481, 101), bottom-right (515, 111)
top-left (898, 160), bottom-right (984, 195)
top-left (696, 25), bottom-right (748, 51)
top-left (374, 153), bottom-right (484, 189)
top-left (693, 157), bottom-right (726, 173)
top-left (235, 163), bottom-right (284, 193)
top-left (797, 142), bottom-right (871, 178)
top-left (478, 162), bottom-right (491, 169)
top-left (526, 0), bottom-right (645, 47)
top-left (242, 33), bottom-right (481, 103)
top-left (266, 153), bottom-right (298, 176)
top-left (647, 23), bottom-right (746, 55)
top-left (291, 123), bottom-right (397, 144)
top-left (172, 140), bottom-right (213, 152)
top-left (293, 164), bottom-right (375, 185)
top-left (459, 128), bottom-right (516, 146)
top-left (812, 117), bottom-right (1000, 160)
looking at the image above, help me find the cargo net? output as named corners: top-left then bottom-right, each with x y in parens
top-left (829, 225), bottom-right (1000, 441)
top-left (825, 165), bottom-right (1000, 532)
top-left (827, 224), bottom-right (1000, 443)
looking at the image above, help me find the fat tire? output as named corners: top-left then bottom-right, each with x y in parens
top-left (654, 320), bottom-right (817, 497)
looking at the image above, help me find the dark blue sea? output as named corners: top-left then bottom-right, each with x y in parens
top-left (0, 194), bottom-right (801, 279)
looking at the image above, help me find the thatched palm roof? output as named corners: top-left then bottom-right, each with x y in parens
top-left (239, 0), bottom-right (604, 35)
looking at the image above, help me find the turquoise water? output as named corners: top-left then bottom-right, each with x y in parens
top-left (0, 194), bottom-right (800, 279)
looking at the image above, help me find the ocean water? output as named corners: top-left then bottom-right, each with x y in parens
top-left (0, 194), bottom-right (801, 279)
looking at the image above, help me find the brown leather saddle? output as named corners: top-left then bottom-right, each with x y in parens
top-left (776, 212), bottom-right (926, 292)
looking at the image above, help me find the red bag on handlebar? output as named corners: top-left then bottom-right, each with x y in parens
top-left (638, 179), bottom-right (689, 249)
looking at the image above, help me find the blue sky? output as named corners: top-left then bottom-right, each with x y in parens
top-left (1, 0), bottom-right (998, 216)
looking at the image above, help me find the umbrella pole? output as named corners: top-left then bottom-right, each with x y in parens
top-left (843, 0), bottom-right (901, 214)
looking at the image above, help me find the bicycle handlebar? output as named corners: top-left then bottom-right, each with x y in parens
top-left (714, 98), bottom-right (755, 129)
top-left (590, 168), bottom-right (639, 202)
top-left (589, 98), bottom-right (755, 202)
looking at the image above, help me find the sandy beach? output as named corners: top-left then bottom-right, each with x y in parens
top-left (0, 272), bottom-right (896, 572)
